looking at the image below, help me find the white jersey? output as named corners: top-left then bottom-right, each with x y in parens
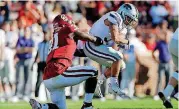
top-left (89, 11), bottom-right (127, 42)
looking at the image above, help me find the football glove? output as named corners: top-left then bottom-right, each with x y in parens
top-left (94, 36), bottom-right (103, 46)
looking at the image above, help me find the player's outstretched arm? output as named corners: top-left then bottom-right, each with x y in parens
top-left (74, 30), bottom-right (103, 46)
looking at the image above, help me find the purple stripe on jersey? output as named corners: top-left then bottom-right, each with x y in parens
top-left (87, 42), bottom-right (118, 61)
top-left (85, 43), bottom-right (115, 62)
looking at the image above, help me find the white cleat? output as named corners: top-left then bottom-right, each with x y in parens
top-left (29, 99), bottom-right (42, 109)
top-left (97, 74), bottom-right (106, 98)
top-left (108, 83), bottom-right (130, 99)
top-left (96, 82), bottom-right (103, 98)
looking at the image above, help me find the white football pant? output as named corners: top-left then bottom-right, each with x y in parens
top-left (43, 65), bottom-right (97, 109)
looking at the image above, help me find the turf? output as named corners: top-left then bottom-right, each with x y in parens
top-left (0, 98), bottom-right (178, 109)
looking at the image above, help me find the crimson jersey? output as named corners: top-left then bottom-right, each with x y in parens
top-left (44, 14), bottom-right (78, 80)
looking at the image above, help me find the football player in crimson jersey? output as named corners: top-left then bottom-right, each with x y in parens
top-left (29, 14), bottom-right (103, 109)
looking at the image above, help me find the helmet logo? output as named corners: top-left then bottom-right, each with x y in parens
top-left (123, 4), bottom-right (132, 10)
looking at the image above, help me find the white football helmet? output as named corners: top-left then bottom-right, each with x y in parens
top-left (117, 3), bottom-right (139, 29)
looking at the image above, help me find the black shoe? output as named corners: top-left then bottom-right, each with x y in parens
top-left (81, 102), bottom-right (94, 109)
top-left (158, 92), bottom-right (173, 108)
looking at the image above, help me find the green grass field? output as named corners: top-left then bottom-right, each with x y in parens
top-left (0, 98), bottom-right (178, 109)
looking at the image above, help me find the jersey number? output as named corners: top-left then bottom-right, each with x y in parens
top-left (48, 33), bottom-right (58, 54)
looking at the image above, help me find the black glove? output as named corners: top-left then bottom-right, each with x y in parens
top-left (74, 49), bottom-right (87, 57)
top-left (94, 36), bottom-right (103, 46)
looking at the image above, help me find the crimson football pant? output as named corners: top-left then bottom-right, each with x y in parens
top-left (43, 65), bottom-right (98, 109)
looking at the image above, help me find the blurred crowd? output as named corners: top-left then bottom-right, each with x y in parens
top-left (0, 1), bottom-right (178, 102)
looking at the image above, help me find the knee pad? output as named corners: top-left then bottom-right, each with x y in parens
top-left (172, 71), bottom-right (178, 81)
top-left (85, 77), bottom-right (97, 93)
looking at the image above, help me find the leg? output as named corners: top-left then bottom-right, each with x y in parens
top-left (10, 61), bottom-right (22, 102)
top-left (163, 71), bottom-right (178, 98)
top-left (35, 63), bottom-right (44, 97)
top-left (50, 88), bottom-right (66, 109)
top-left (71, 57), bottom-right (80, 101)
top-left (156, 63), bottom-right (163, 93)
top-left (82, 76), bottom-right (97, 108)
top-left (71, 84), bottom-right (80, 101)
top-left (23, 62), bottom-right (29, 96)
top-left (14, 61), bottom-right (21, 96)
top-left (169, 37), bottom-right (178, 69)
top-left (158, 71), bottom-right (178, 108)
top-left (43, 65), bottom-right (98, 109)
top-left (84, 42), bottom-right (126, 96)
top-left (44, 66), bottom-right (97, 88)
top-left (164, 63), bottom-right (170, 88)
top-left (24, 59), bottom-right (32, 97)
top-left (84, 42), bottom-right (123, 67)
top-left (84, 42), bottom-right (123, 77)
top-left (35, 71), bottom-right (43, 97)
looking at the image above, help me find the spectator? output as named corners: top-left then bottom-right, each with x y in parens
top-left (0, 23), bottom-right (7, 102)
top-left (121, 45), bottom-right (136, 98)
top-left (32, 31), bottom-right (50, 98)
top-left (11, 27), bottom-right (34, 102)
top-left (0, 1), bottom-right (10, 22)
top-left (120, 29), bottom-right (138, 98)
top-left (18, 1), bottom-right (39, 27)
top-left (144, 33), bottom-right (156, 51)
top-left (152, 21), bottom-right (173, 100)
top-left (5, 21), bottom-right (18, 87)
top-left (149, 1), bottom-right (169, 26)
top-left (47, 2), bottom-right (61, 22)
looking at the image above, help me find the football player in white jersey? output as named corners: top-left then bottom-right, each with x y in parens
top-left (83, 3), bottom-right (139, 97)
top-left (158, 28), bottom-right (178, 108)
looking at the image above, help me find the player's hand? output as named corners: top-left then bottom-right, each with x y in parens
top-left (118, 43), bottom-right (130, 50)
top-left (94, 36), bottom-right (103, 46)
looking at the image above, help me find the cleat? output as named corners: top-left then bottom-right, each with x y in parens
top-left (81, 103), bottom-right (94, 109)
top-left (81, 106), bottom-right (94, 109)
top-left (97, 74), bottom-right (106, 98)
top-left (29, 99), bottom-right (42, 109)
top-left (96, 82), bottom-right (103, 98)
top-left (158, 92), bottom-right (173, 108)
